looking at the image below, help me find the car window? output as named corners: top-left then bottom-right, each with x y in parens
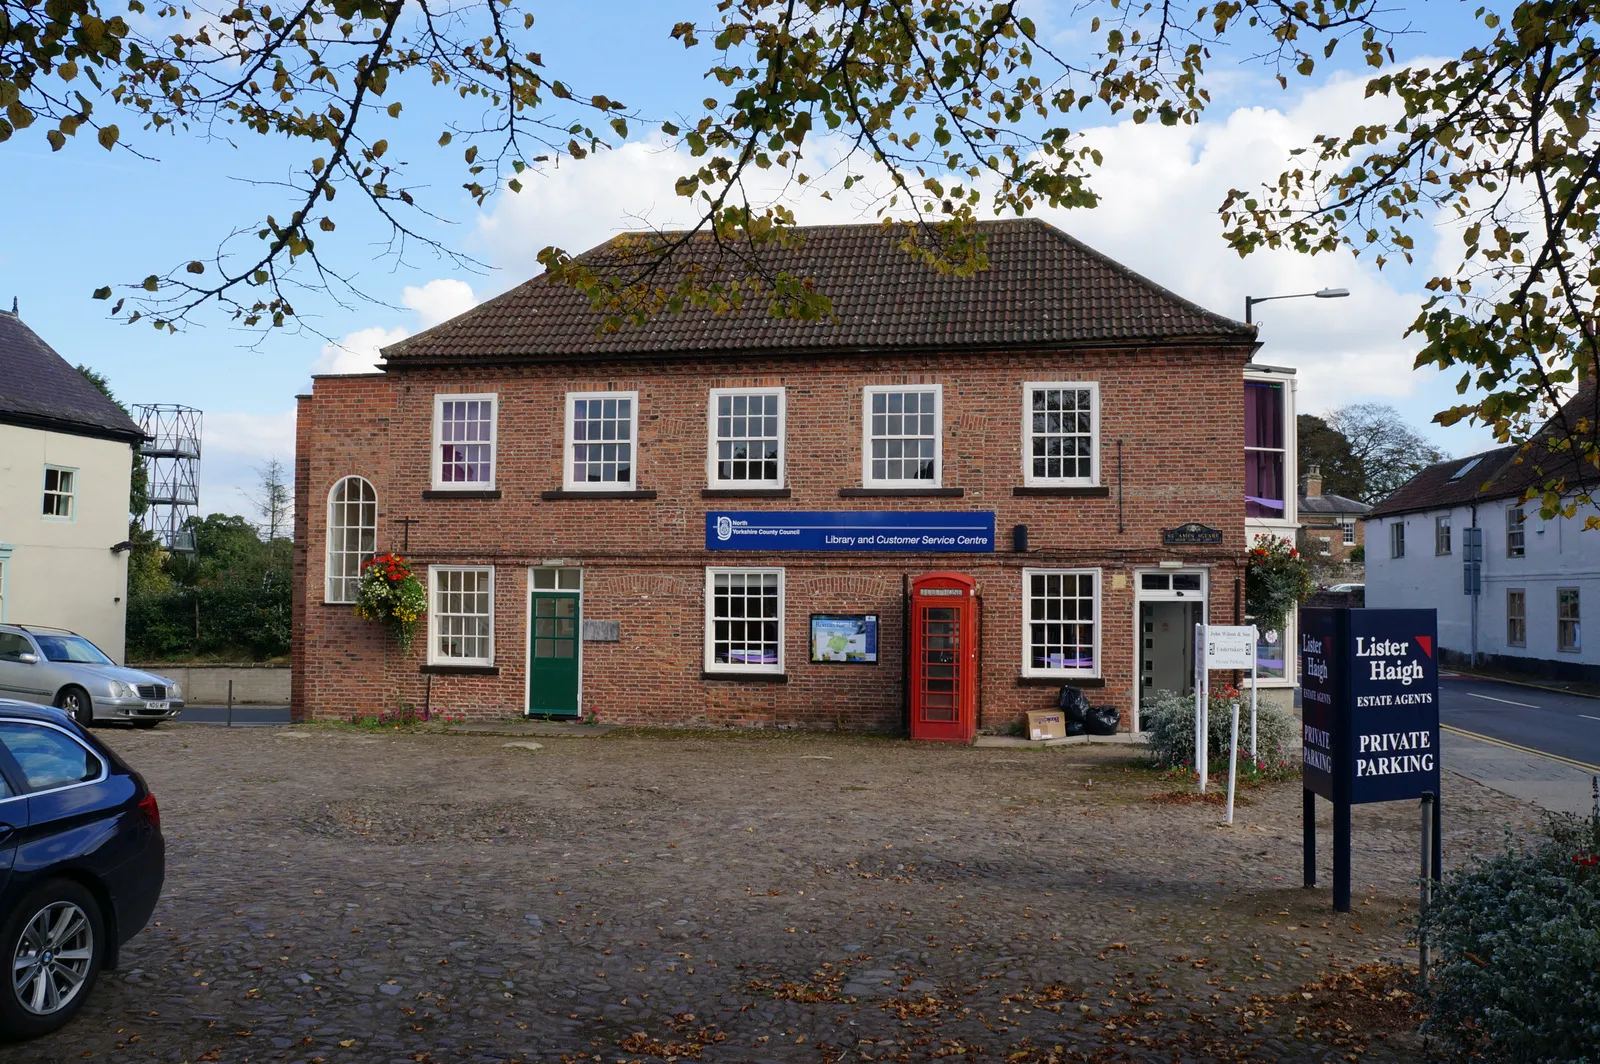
top-left (31, 635), bottom-right (114, 666)
top-left (0, 723), bottom-right (102, 791)
top-left (0, 633), bottom-right (34, 661)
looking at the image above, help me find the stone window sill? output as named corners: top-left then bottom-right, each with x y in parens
top-left (422, 489), bottom-right (502, 500)
top-left (541, 489), bottom-right (659, 501)
top-left (1016, 675), bottom-right (1105, 688)
top-left (702, 488), bottom-right (792, 499)
top-left (839, 487), bottom-right (964, 498)
top-left (701, 671), bottom-right (789, 683)
top-left (1012, 486), bottom-right (1110, 498)
top-left (420, 664), bottom-right (500, 676)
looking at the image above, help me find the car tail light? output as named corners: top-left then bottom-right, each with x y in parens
top-left (138, 793), bottom-right (161, 831)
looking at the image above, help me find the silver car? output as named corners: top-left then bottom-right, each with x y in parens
top-left (0, 625), bottom-right (184, 727)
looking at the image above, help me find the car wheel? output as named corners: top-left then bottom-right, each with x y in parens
top-left (0, 880), bottom-right (104, 1041)
top-left (54, 687), bottom-right (93, 727)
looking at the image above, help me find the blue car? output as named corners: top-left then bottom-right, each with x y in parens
top-left (0, 698), bottom-right (164, 1040)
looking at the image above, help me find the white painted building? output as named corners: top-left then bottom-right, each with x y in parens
top-left (0, 309), bottom-right (144, 662)
top-left (1365, 388), bottom-right (1600, 682)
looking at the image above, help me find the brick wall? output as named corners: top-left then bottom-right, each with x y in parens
top-left (293, 348), bottom-right (1252, 730)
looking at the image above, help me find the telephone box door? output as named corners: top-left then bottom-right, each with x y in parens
top-left (909, 573), bottom-right (977, 743)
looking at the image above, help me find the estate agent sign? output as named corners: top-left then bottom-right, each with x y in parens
top-left (1299, 607), bottom-right (1442, 911)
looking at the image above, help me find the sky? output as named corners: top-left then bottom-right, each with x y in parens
top-left (0, 0), bottom-right (1510, 520)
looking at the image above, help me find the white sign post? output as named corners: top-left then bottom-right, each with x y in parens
top-left (1195, 624), bottom-right (1259, 806)
top-left (1194, 624), bottom-right (1208, 793)
top-left (1225, 701), bottom-right (1241, 824)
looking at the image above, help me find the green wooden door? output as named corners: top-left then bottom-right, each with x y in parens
top-left (529, 592), bottom-right (580, 716)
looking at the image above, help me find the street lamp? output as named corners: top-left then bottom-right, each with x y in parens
top-left (1244, 287), bottom-right (1349, 325)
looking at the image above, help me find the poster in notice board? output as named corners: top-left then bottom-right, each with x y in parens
top-left (810, 614), bottom-right (879, 664)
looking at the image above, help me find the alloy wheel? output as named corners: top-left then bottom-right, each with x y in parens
top-left (11, 901), bottom-right (94, 1016)
top-left (59, 690), bottom-right (90, 726)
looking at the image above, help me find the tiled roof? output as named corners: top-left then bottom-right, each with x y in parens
top-left (381, 219), bottom-right (1255, 365)
top-left (0, 312), bottom-right (143, 442)
top-left (1364, 448), bottom-right (1522, 518)
top-left (1367, 379), bottom-right (1600, 517)
top-left (1300, 493), bottom-right (1372, 515)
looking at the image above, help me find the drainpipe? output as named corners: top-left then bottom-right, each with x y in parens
top-left (1470, 503), bottom-right (1479, 669)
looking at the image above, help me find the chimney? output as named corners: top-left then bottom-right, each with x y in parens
top-left (1304, 463), bottom-right (1323, 499)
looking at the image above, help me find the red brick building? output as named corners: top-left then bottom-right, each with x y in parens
top-left (291, 220), bottom-right (1261, 733)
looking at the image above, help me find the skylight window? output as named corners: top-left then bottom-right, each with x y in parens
top-left (1448, 456), bottom-right (1485, 482)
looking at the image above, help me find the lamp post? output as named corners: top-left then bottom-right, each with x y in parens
top-left (1244, 287), bottom-right (1349, 324)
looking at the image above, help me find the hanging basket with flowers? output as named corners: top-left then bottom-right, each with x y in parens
top-left (1245, 536), bottom-right (1314, 633)
top-left (353, 553), bottom-right (427, 652)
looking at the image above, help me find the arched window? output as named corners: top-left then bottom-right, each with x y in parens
top-left (326, 476), bottom-right (378, 603)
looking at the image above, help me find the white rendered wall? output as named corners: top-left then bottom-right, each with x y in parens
top-left (0, 422), bottom-right (133, 662)
top-left (1366, 500), bottom-right (1600, 669)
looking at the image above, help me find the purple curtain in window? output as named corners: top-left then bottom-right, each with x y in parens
top-left (1245, 382), bottom-right (1285, 518)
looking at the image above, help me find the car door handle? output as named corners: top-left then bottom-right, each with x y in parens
top-left (0, 824), bottom-right (12, 843)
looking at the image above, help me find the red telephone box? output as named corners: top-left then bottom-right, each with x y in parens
top-left (908, 572), bottom-right (978, 743)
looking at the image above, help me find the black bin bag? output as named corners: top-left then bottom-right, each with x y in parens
top-left (1085, 705), bottom-right (1121, 736)
top-left (1057, 684), bottom-right (1092, 724)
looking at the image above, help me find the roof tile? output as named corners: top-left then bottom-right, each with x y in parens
top-left (382, 219), bottom-right (1254, 365)
top-left (0, 312), bottom-right (143, 441)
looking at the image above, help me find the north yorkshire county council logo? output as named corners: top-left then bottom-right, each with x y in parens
top-left (715, 516), bottom-right (733, 542)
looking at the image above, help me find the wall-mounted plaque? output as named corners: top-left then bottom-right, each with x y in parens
top-left (1161, 522), bottom-right (1224, 545)
top-left (582, 620), bottom-right (621, 642)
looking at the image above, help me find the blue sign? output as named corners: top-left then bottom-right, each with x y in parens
top-left (705, 511), bottom-right (996, 552)
top-left (1300, 608), bottom-right (1441, 805)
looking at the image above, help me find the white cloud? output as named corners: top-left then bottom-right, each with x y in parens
top-left (198, 409), bottom-right (296, 518)
top-left (310, 279), bottom-right (480, 378)
top-left (312, 324), bottom-right (410, 376)
top-left (461, 73), bottom-right (1497, 454)
top-left (472, 136), bottom-right (894, 284)
top-left (402, 278), bottom-right (478, 328)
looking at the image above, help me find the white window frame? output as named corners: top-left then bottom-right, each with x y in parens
top-left (431, 393), bottom-right (499, 491)
top-left (706, 386), bottom-right (786, 487)
top-left (42, 465), bottom-right (76, 521)
top-left (1020, 567), bottom-right (1102, 680)
top-left (564, 390), bottom-right (640, 491)
top-left (862, 384), bottom-right (943, 488)
top-left (1021, 381), bottom-right (1100, 487)
top-left (1558, 587), bottom-right (1581, 653)
top-left (1507, 505), bottom-right (1526, 558)
top-left (324, 476), bottom-right (378, 604)
top-left (1340, 518), bottom-right (1356, 545)
top-left (427, 565), bottom-right (496, 667)
top-left (703, 566), bottom-right (785, 675)
top-left (1435, 514), bottom-right (1452, 556)
top-left (1391, 521), bottom-right (1405, 558)
top-left (1506, 588), bottom-right (1526, 648)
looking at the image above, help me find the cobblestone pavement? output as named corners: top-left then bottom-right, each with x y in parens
top-left (17, 726), bottom-right (1545, 1064)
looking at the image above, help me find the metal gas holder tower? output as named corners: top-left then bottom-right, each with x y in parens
top-left (135, 404), bottom-right (202, 553)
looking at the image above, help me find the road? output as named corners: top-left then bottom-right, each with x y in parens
top-left (176, 704), bottom-right (292, 726)
top-left (1439, 673), bottom-right (1600, 771)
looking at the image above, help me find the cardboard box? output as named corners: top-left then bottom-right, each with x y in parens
top-left (1026, 710), bottom-right (1066, 741)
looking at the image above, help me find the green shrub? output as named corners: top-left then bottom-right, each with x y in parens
top-left (126, 570), bottom-right (290, 661)
top-left (1420, 815), bottom-right (1600, 1063)
top-left (1142, 685), bottom-right (1295, 774)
